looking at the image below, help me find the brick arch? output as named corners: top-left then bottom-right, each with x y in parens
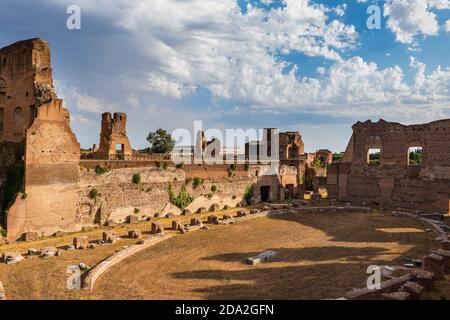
top-left (13, 106), bottom-right (24, 135)
top-left (405, 139), bottom-right (426, 166)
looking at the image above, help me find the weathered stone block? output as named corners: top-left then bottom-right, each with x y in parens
top-left (172, 220), bottom-right (183, 231)
top-left (382, 292), bottom-right (410, 300)
top-left (223, 214), bottom-right (232, 220)
top-left (411, 270), bottom-right (435, 290)
top-left (128, 230), bottom-right (142, 239)
top-left (151, 222), bottom-right (164, 234)
top-left (2, 252), bottom-right (23, 264)
top-left (127, 215), bottom-right (139, 224)
top-left (400, 281), bottom-right (423, 300)
top-left (73, 236), bottom-right (89, 250)
top-left (246, 251), bottom-right (277, 265)
top-left (22, 232), bottom-right (38, 242)
top-left (237, 210), bottom-right (247, 217)
top-left (207, 215), bottom-right (219, 224)
top-left (103, 231), bottom-right (117, 244)
top-left (190, 218), bottom-right (202, 226)
top-left (423, 253), bottom-right (445, 279)
top-left (40, 246), bottom-right (57, 259)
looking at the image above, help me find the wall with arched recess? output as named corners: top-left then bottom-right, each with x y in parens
top-left (327, 119), bottom-right (450, 213)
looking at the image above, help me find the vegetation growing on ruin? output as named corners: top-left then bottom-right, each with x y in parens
top-left (168, 185), bottom-right (193, 209)
top-left (244, 184), bottom-right (254, 204)
top-left (132, 173), bottom-right (141, 185)
top-left (134, 208), bottom-right (140, 214)
top-left (95, 166), bottom-right (108, 175)
top-left (176, 162), bottom-right (184, 169)
top-left (207, 193), bottom-right (213, 199)
top-left (193, 177), bottom-right (203, 189)
top-left (2, 162), bottom-right (24, 213)
top-left (311, 158), bottom-right (325, 168)
top-left (89, 189), bottom-right (99, 200)
top-left (211, 185), bottom-right (217, 192)
top-left (332, 152), bottom-right (344, 163)
top-left (146, 129), bottom-right (175, 154)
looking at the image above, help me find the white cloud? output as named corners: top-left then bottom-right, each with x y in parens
top-left (46, 0), bottom-right (449, 122)
top-left (445, 19), bottom-right (450, 32)
top-left (384, 0), bottom-right (449, 44)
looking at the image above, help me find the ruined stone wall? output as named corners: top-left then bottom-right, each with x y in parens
top-left (7, 99), bottom-right (80, 240)
top-left (76, 166), bottom-right (258, 225)
top-left (0, 38), bottom-right (54, 143)
top-left (327, 119), bottom-right (450, 213)
top-left (96, 112), bottom-right (132, 159)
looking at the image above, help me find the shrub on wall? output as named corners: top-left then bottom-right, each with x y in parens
top-left (134, 208), bottom-right (140, 214)
top-left (132, 173), bottom-right (142, 185)
top-left (89, 189), bottom-right (99, 200)
top-left (244, 185), bottom-right (254, 204)
top-left (2, 162), bottom-right (24, 212)
top-left (95, 166), bottom-right (108, 175)
top-left (193, 177), bottom-right (203, 189)
top-left (211, 185), bottom-right (217, 192)
top-left (168, 185), bottom-right (193, 209)
top-left (176, 162), bottom-right (184, 169)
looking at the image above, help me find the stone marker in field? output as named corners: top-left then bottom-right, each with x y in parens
top-left (172, 221), bottom-right (183, 231)
top-left (207, 215), bottom-right (219, 224)
top-left (151, 222), bottom-right (164, 234)
top-left (73, 236), bottom-right (89, 250)
top-left (128, 230), bottom-right (142, 239)
top-left (103, 231), bottom-right (117, 244)
top-left (190, 217), bottom-right (203, 227)
top-left (237, 210), bottom-right (247, 218)
top-left (245, 250), bottom-right (277, 265)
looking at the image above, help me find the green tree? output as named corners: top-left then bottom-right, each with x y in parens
top-left (146, 129), bottom-right (175, 154)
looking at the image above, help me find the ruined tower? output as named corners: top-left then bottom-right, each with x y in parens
top-left (0, 38), bottom-right (55, 143)
top-left (97, 112), bottom-right (133, 159)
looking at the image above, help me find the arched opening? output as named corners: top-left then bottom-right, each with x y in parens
top-left (367, 148), bottom-right (381, 165)
top-left (13, 107), bottom-right (24, 135)
top-left (408, 146), bottom-right (423, 165)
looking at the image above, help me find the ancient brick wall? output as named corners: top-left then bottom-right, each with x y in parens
top-left (0, 38), bottom-right (54, 143)
top-left (327, 119), bottom-right (450, 212)
top-left (96, 112), bottom-right (133, 159)
top-left (7, 99), bottom-right (80, 240)
top-left (76, 166), bottom-right (258, 225)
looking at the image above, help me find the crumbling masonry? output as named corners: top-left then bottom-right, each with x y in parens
top-left (327, 119), bottom-right (450, 213)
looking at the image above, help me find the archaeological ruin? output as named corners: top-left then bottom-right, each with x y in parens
top-left (327, 119), bottom-right (450, 213)
top-left (0, 37), bottom-right (449, 247)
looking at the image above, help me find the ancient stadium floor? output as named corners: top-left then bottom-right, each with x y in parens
top-left (0, 211), bottom-right (439, 300)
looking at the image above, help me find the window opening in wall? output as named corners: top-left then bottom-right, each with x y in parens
top-left (408, 146), bottom-right (423, 165)
top-left (367, 148), bottom-right (381, 165)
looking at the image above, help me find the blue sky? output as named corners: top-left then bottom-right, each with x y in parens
top-left (1, 0), bottom-right (449, 152)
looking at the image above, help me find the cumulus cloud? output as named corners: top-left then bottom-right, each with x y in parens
top-left (44, 0), bottom-right (449, 122)
top-left (384, 0), bottom-right (449, 44)
top-left (446, 19), bottom-right (450, 32)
